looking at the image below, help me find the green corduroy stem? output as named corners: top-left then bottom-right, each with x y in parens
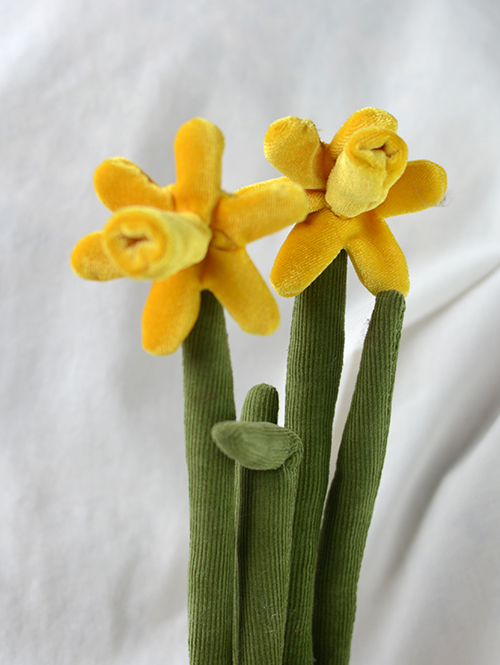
top-left (235, 384), bottom-right (278, 665)
top-left (233, 384), bottom-right (303, 665)
top-left (283, 251), bottom-right (347, 665)
top-left (182, 291), bottom-right (236, 665)
top-left (313, 289), bottom-right (406, 665)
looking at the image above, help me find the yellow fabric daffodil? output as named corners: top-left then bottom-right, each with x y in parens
top-left (264, 107), bottom-right (447, 297)
top-left (71, 118), bottom-right (308, 354)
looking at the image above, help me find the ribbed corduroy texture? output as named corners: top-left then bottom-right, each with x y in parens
top-left (182, 291), bottom-right (236, 665)
top-left (313, 289), bottom-right (406, 665)
top-left (283, 251), bottom-right (347, 665)
top-left (234, 384), bottom-right (279, 665)
top-left (232, 384), bottom-right (302, 665)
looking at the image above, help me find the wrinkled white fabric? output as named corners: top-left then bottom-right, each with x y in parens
top-left (2, 0), bottom-right (500, 663)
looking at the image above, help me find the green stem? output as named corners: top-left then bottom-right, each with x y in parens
top-left (313, 290), bottom-right (406, 665)
top-left (213, 384), bottom-right (302, 665)
top-left (235, 384), bottom-right (280, 665)
top-left (283, 251), bottom-right (347, 665)
top-left (241, 386), bottom-right (302, 665)
top-left (182, 291), bottom-right (236, 665)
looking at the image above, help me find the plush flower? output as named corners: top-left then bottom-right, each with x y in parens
top-left (264, 107), bottom-right (447, 297)
top-left (71, 118), bottom-right (307, 354)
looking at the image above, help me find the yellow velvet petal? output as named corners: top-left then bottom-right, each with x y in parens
top-left (306, 189), bottom-right (327, 213)
top-left (142, 265), bottom-right (202, 355)
top-left (270, 208), bottom-right (349, 297)
top-left (344, 211), bottom-right (409, 296)
top-left (232, 176), bottom-right (289, 195)
top-left (94, 158), bottom-right (174, 212)
top-left (202, 247), bottom-right (280, 335)
top-left (325, 127), bottom-right (408, 218)
top-left (328, 107), bottom-right (399, 160)
top-left (375, 160), bottom-right (447, 218)
top-left (103, 207), bottom-right (211, 281)
top-left (70, 231), bottom-right (125, 281)
top-left (213, 178), bottom-right (307, 246)
top-left (171, 118), bottom-right (224, 221)
top-left (264, 116), bottom-right (328, 189)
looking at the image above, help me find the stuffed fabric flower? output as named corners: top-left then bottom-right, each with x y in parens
top-left (264, 107), bottom-right (447, 297)
top-left (71, 118), bottom-right (307, 354)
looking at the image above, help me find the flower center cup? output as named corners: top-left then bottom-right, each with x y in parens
top-left (325, 127), bottom-right (408, 218)
top-left (103, 207), bottom-right (212, 280)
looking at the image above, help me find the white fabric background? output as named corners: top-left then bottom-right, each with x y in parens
top-left (2, 0), bottom-right (500, 663)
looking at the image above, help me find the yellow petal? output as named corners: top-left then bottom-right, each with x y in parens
top-left (94, 158), bottom-right (174, 211)
top-left (375, 160), bottom-right (447, 218)
top-left (344, 211), bottom-right (409, 296)
top-left (232, 176), bottom-right (289, 195)
top-left (306, 189), bottom-right (327, 213)
top-left (171, 118), bottom-right (224, 221)
top-left (264, 116), bottom-right (328, 189)
top-left (270, 208), bottom-right (348, 297)
top-left (202, 248), bottom-right (280, 335)
top-left (142, 265), bottom-right (202, 355)
top-left (103, 207), bottom-right (211, 281)
top-left (325, 127), bottom-right (408, 218)
top-left (328, 107), bottom-right (399, 160)
top-left (213, 178), bottom-right (307, 246)
top-left (70, 231), bottom-right (125, 281)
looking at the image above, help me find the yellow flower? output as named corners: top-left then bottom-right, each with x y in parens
top-left (264, 108), bottom-right (447, 297)
top-left (71, 118), bottom-right (307, 354)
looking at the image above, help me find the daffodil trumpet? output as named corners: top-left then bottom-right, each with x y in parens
top-left (324, 127), bottom-right (408, 218)
top-left (103, 207), bottom-right (211, 281)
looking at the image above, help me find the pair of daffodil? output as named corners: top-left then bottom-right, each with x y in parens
top-left (71, 108), bottom-right (446, 354)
